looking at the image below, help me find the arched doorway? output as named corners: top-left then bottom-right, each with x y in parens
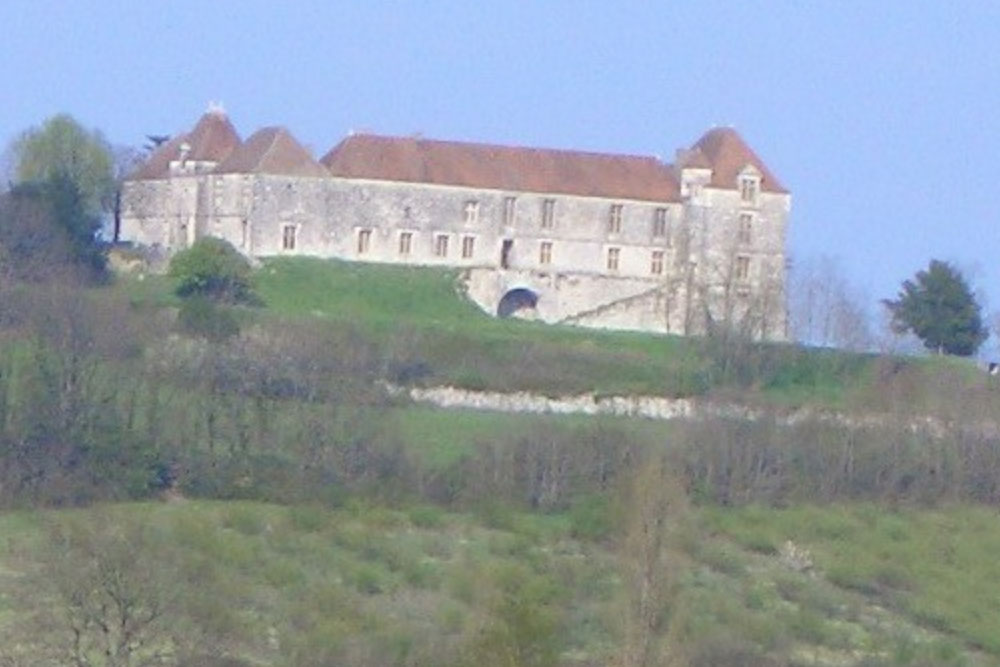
top-left (497, 288), bottom-right (539, 318)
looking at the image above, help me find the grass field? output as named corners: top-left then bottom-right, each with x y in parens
top-left (0, 500), bottom-right (994, 665)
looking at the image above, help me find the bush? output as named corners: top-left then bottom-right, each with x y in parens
top-left (168, 237), bottom-right (255, 303)
top-left (176, 296), bottom-right (241, 341)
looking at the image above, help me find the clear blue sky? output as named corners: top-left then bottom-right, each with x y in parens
top-left (3, 0), bottom-right (1000, 326)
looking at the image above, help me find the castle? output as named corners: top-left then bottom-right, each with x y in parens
top-left (121, 107), bottom-right (790, 339)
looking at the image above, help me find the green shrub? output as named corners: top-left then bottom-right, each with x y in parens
top-left (168, 237), bottom-right (255, 303)
top-left (176, 296), bottom-right (240, 341)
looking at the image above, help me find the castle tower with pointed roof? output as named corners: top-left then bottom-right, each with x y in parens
top-left (121, 111), bottom-right (790, 340)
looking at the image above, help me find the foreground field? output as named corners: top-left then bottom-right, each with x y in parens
top-left (0, 500), bottom-right (995, 666)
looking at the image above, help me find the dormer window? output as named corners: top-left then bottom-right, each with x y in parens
top-left (739, 174), bottom-right (760, 203)
top-left (463, 200), bottom-right (480, 225)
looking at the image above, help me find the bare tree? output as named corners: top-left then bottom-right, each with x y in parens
top-left (789, 255), bottom-right (872, 351)
top-left (2, 512), bottom-right (183, 666)
top-left (618, 453), bottom-right (690, 667)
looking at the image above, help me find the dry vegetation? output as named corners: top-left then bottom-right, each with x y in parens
top-left (0, 258), bottom-right (999, 665)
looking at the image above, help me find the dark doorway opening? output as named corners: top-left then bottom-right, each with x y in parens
top-left (497, 288), bottom-right (538, 318)
top-left (500, 239), bottom-right (513, 269)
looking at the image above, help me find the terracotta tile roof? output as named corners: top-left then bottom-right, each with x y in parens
top-left (129, 111), bottom-right (242, 180)
top-left (215, 127), bottom-right (328, 177)
top-left (320, 134), bottom-right (679, 202)
top-left (690, 127), bottom-right (786, 194)
top-left (675, 147), bottom-right (712, 169)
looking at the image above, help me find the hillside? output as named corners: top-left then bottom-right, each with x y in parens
top-left (0, 257), bottom-right (998, 665)
top-left (129, 257), bottom-right (899, 405)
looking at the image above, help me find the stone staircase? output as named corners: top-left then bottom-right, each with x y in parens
top-left (557, 284), bottom-right (665, 325)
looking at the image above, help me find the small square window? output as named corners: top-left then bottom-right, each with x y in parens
top-left (399, 231), bottom-right (412, 256)
top-left (651, 250), bottom-right (664, 275)
top-left (434, 234), bottom-right (449, 258)
top-left (541, 199), bottom-right (556, 229)
top-left (357, 228), bottom-right (371, 254)
top-left (608, 204), bottom-right (623, 234)
top-left (539, 241), bottom-right (552, 265)
top-left (462, 235), bottom-right (475, 259)
top-left (738, 213), bottom-right (753, 245)
top-left (281, 224), bottom-right (296, 251)
top-left (735, 255), bottom-right (751, 281)
top-left (606, 247), bottom-right (620, 272)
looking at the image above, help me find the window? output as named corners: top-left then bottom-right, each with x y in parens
top-left (606, 247), bottom-right (620, 272)
top-left (281, 224), bottom-right (296, 251)
top-left (653, 208), bottom-right (668, 239)
top-left (541, 198), bottom-right (556, 228)
top-left (464, 200), bottom-right (480, 225)
top-left (608, 204), bottom-right (623, 234)
top-left (462, 235), bottom-right (475, 259)
top-left (241, 219), bottom-right (248, 249)
top-left (740, 177), bottom-right (758, 203)
top-left (434, 234), bottom-right (449, 257)
top-left (738, 213), bottom-right (753, 245)
top-left (503, 197), bottom-right (517, 226)
top-left (650, 250), bottom-right (664, 275)
top-left (357, 228), bottom-right (371, 254)
top-left (735, 255), bottom-right (751, 281)
top-left (539, 241), bottom-right (552, 265)
top-left (398, 231), bottom-right (412, 256)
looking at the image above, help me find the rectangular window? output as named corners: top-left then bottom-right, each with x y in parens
top-left (740, 177), bottom-right (758, 203)
top-left (735, 255), bottom-right (751, 281)
top-left (462, 235), bottom-right (475, 259)
top-left (606, 247), bottom-right (620, 272)
top-left (281, 224), bottom-right (296, 251)
top-left (651, 250), bottom-right (664, 275)
top-left (463, 200), bottom-right (480, 225)
top-left (653, 208), bottom-right (668, 239)
top-left (434, 234), bottom-right (449, 258)
top-left (608, 204), bottom-right (623, 234)
top-left (357, 228), bottom-right (371, 254)
top-left (398, 231), bottom-right (412, 256)
top-left (541, 198), bottom-right (555, 228)
top-left (503, 196), bottom-right (517, 226)
top-left (539, 241), bottom-right (552, 265)
top-left (738, 213), bottom-right (753, 245)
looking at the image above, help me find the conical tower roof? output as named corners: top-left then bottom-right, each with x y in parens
top-left (216, 127), bottom-right (328, 177)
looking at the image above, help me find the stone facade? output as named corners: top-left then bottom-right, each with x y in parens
top-left (121, 109), bottom-right (791, 340)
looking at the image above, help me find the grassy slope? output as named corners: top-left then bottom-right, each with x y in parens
top-left (1, 501), bottom-right (994, 665)
top-left (100, 257), bottom-right (1000, 663)
top-left (121, 256), bottom-right (886, 403)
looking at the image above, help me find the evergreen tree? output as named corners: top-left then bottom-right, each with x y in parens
top-left (883, 260), bottom-right (987, 356)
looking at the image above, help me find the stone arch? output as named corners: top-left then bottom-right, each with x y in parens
top-left (497, 287), bottom-right (539, 318)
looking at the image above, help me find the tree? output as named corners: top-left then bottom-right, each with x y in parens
top-left (0, 176), bottom-right (107, 283)
top-left (168, 237), bottom-right (255, 303)
top-left (618, 453), bottom-right (690, 667)
top-left (9, 114), bottom-right (114, 217)
top-left (883, 260), bottom-right (988, 356)
top-left (789, 255), bottom-right (872, 351)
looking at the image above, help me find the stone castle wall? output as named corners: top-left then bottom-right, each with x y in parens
top-left (121, 166), bottom-right (789, 340)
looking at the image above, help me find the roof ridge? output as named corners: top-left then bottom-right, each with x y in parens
top-left (354, 132), bottom-right (664, 164)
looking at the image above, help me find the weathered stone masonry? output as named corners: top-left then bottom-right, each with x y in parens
top-left (121, 107), bottom-right (791, 340)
